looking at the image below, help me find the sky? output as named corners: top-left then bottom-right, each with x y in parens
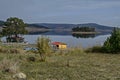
top-left (0, 0), bottom-right (120, 27)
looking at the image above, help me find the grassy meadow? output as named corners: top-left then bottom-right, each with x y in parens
top-left (0, 44), bottom-right (120, 80)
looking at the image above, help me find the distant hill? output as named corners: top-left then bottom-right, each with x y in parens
top-left (26, 24), bottom-right (49, 34)
top-left (39, 23), bottom-right (76, 30)
top-left (27, 24), bottom-right (49, 29)
top-left (37, 23), bottom-right (114, 32)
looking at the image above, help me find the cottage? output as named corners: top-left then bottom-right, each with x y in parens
top-left (52, 42), bottom-right (67, 49)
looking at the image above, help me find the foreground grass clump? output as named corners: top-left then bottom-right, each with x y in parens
top-left (1, 46), bottom-right (120, 80)
top-left (0, 57), bottom-right (20, 73)
top-left (36, 36), bottom-right (52, 61)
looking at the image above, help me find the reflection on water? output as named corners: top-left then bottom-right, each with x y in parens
top-left (72, 33), bottom-right (95, 38)
top-left (30, 30), bottom-right (111, 38)
top-left (27, 31), bottom-right (111, 48)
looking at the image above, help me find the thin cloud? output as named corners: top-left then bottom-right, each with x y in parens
top-left (0, 0), bottom-right (120, 26)
top-left (64, 0), bottom-right (120, 10)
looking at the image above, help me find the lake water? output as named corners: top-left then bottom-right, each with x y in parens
top-left (1, 31), bottom-right (111, 48)
top-left (24, 34), bottom-right (110, 48)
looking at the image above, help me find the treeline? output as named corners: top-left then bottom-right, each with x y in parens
top-left (72, 26), bottom-right (95, 32)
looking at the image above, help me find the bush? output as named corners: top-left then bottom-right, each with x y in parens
top-left (103, 27), bottom-right (120, 53)
top-left (36, 36), bottom-right (52, 61)
top-left (85, 46), bottom-right (103, 53)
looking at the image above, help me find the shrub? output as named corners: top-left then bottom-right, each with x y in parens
top-left (36, 36), bottom-right (52, 61)
top-left (103, 27), bottom-right (120, 53)
top-left (85, 46), bottom-right (103, 53)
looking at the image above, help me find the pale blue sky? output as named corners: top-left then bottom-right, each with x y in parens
top-left (0, 0), bottom-right (120, 26)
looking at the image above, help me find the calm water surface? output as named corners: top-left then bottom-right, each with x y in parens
top-left (23, 34), bottom-right (110, 48)
top-left (1, 30), bottom-right (110, 48)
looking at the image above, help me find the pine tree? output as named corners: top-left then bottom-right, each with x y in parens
top-left (103, 27), bottom-right (120, 53)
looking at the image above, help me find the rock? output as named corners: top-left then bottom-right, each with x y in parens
top-left (13, 72), bottom-right (27, 80)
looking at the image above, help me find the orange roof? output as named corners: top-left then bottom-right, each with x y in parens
top-left (52, 42), bottom-right (66, 45)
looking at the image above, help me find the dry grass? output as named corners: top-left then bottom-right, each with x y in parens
top-left (0, 57), bottom-right (20, 73)
top-left (0, 44), bottom-right (120, 80)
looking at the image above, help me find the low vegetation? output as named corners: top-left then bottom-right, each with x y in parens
top-left (85, 46), bottom-right (103, 53)
top-left (0, 26), bottom-right (120, 79)
top-left (0, 45), bottom-right (120, 80)
top-left (36, 36), bottom-right (52, 61)
top-left (86, 27), bottom-right (120, 54)
top-left (103, 27), bottom-right (120, 53)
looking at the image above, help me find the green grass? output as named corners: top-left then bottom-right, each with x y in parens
top-left (0, 44), bottom-right (120, 80)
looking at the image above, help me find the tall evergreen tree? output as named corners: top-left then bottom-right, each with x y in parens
top-left (103, 27), bottom-right (120, 53)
